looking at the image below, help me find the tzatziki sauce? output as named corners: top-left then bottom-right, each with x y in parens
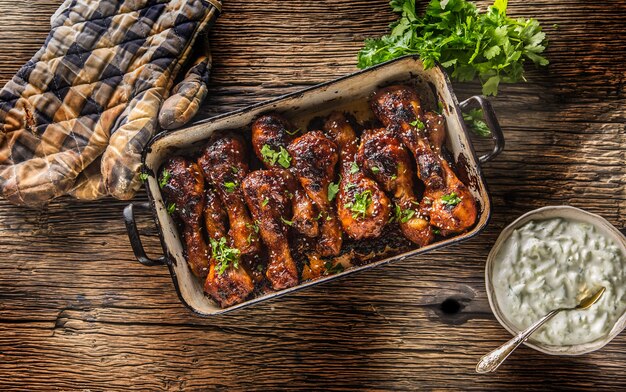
top-left (492, 217), bottom-right (626, 346)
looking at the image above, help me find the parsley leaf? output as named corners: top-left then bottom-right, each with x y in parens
top-left (286, 128), bottom-right (301, 136)
top-left (245, 221), bottom-right (260, 245)
top-left (463, 108), bottom-right (491, 137)
top-left (166, 202), bottom-right (176, 215)
top-left (410, 119), bottom-right (425, 130)
top-left (280, 217), bottom-right (294, 226)
top-left (391, 204), bottom-right (416, 223)
top-left (344, 190), bottom-right (372, 219)
top-left (159, 169), bottom-right (171, 189)
top-left (357, 0), bottom-right (549, 96)
top-left (371, 166), bottom-right (381, 174)
top-left (261, 197), bottom-right (269, 207)
top-left (261, 144), bottom-right (292, 169)
top-left (328, 179), bottom-right (340, 202)
top-left (441, 192), bottom-right (462, 206)
top-left (400, 208), bottom-right (416, 223)
top-left (350, 162), bottom-right (359, 174)
top-left (224, 181), bottom-right (237, 193)
top-left (324, 261), bottom-right (345, 275)
top-left (139, 172), bottom-right (149, 183)
top-left (210, 237), bottom-right (241, 275)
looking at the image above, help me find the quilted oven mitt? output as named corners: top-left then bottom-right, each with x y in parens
top-left (0, 0), bottom-right (221, 206)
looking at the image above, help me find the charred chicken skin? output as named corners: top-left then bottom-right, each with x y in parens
top-left (357, 129), bottom-right (434, 246)
top-left (160, 157), bottom-right (209, 278)
top-left (202, 185), bottom-right (254, 308)
top-left (370, 85), bottom-right (477, 234)
top-left (251, 114), bottom-right (319, 237)
top-left (242, 170), bottom-right (299, 290)
top-left (322, 112), bottom-right (391, 240)
top-left (288, 131), bottom-right (343, 256)
top-left (197, 132), bottom-right (262, 255)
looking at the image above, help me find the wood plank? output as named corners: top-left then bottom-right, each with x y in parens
top-left (0, 0), bottom-right (624, 390)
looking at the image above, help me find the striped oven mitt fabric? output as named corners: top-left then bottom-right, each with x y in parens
top-left (0, 0), bottom-right (221, 207)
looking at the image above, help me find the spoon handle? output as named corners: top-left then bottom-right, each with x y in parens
top-left (476, 309), bottom-right (561, 373)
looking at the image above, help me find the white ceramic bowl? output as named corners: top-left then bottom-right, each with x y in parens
top-left (485, 206), bottom-right (626, 355)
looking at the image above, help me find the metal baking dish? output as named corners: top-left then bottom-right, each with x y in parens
top-left (123, 55), bottom-right (504, 316)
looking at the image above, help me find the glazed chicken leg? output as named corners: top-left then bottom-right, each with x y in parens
top-left (160, 157), bottom-right (209, 278)
top-left (197, 132), bottom-right (262, 255)
top-left (202, 185), bottom-right (254, 308)
top-left (370, 85), bottom-right (477, 234)
top-left (322, 112), bottom-right (391, 240)
top-left (421, 110), bottom-right (477, 233)
top-left (357, 129), bottom-right (434, 246)
top-left (204, 186), bottom-right (228, 242)
top-left (242, 170), bottom-right (299, 290)
top-left (288, 131), bottom-right (343, 256)
top-left (251, 114), bottom-right (318, 237)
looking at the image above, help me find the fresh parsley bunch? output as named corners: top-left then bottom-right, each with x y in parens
top-left (357, 0), bottom-right (548, 95)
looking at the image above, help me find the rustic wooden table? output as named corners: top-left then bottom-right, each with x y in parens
top-left (1, 0), bottom-right (625, 390)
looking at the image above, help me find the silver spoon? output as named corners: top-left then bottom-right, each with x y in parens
top-left (476, 286), bottom-right (606, 373)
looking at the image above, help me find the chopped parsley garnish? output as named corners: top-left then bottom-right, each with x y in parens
top-left (350, 162), bottom-right (360, 174)
top-left (391, 204), bottom-right (416, 223)
top-left (324, 261), bottom-right (345, 275)
top-left (400, 208), bottom-right (416, 223)
top-left (280, 217), bottom-right (294, 226)
top-left (246, 221), bottom-right (260, 233)
top-left (441, 192), bottom-right (462, 206)
top-left (433, 228), bottom-right (442, 235)
top-left (410, 119), bottom-right (425, 130)
top-left (286, 128), bottom-right (301, 136)
top-left (328, 180), bottom-right (340, 202)
top-left (210, 237), bottom-right (241, 275)
top-left (224, 181), bottom-right (237, 193)
top-left (391, 174), bottom-right (398, 181)
top-left (166, 202), bottom-right (176, 215)
top-left (344, 190), bottom-right (372, 219)
top-left (261, 197), bottom-right (269, 207)
top-left (231, 165), bottom-right (239, 174)
top-left (463, 108), bottom-right (491, 137)
top-left (371, 166), bottom-right (381, 174)
top-left (344, 182), bottom-right (357, 191)
top-left (315, 211), bottom-right (324, 221)
top-left (245, 221), bottom-right (260, 245)
top-left (159, 169), bottom-right (171, 189)
top-left (356, 0), bottom-right (549, 96)
top-left (260, 144), bottom-right (292, 169)
top-left (139, 172), bottom-right (149, 183)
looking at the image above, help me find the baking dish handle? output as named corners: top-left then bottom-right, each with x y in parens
top-left (123, 202), bottom-right (168, 267)
top-left (459, 95), bottom-right (504, 164)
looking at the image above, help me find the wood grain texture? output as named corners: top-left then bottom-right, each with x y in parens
top-left (0, 0), bottom-right (625, 390)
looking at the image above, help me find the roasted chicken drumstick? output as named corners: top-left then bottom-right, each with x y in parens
top-left (251, 114), bottom-right (318, 237)
top-left (358, 129), bottom-right (434, 246)
top-left (197, 132), bottom-right (262, 255)
top-left (370, 85), bottom-right (477, 234)
top-left (202, 185), bottom-right (254, 308)
top-left (160, 157), bottom-right (209, 278)
top-left (288, 131), bottom-right (343, 256)
top-left (243, 170), bottom-right (299, 290)
top-left (322, 112), bottom-right (391, 240)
